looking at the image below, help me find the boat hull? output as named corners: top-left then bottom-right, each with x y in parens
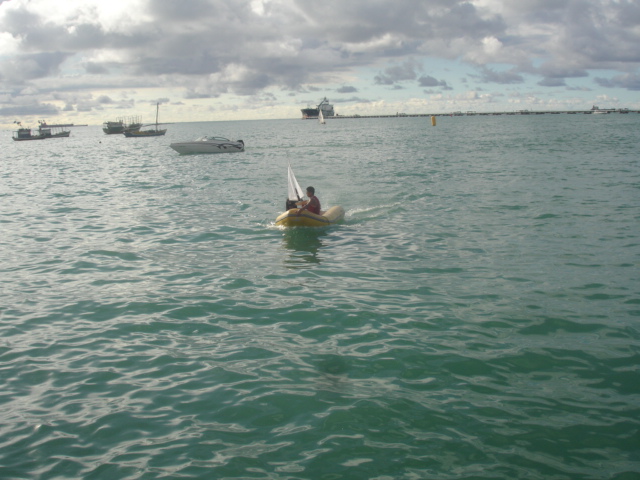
top-left (13, 135), bottom-right (47, 141)
top-left (103, 114), bottom-right (143, 135)
top-left (44, 131), bottom-right (71, 138)
top-left (275, 206), bottom-right (345, 227)
top-left (169, 141), bottom-right (244, 154)
top-left (103, 125), bottom-right (124, 134)
top-left (12, 127), bottom-right (70, 141)
top-left (103, 123), bottom-right (142, 134)
top-left (123, 129), bottom-right (167, 137)
top-left (301, 108), bottom-right (319, 119)
top-left (301, 97), bottom-right (335, 119)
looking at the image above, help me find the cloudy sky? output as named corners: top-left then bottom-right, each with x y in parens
top-left (1, 0), bottom-right (639, 127)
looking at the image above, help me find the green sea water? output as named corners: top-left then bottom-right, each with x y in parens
top-left (1, 114), bottom-right (639, 479)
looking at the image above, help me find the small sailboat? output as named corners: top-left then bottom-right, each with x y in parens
top-left (275, 164), bottom-right (344, 227)
top-left (318, 109), bottom-right (326, 124)
top-left (124, 103), bottom-right (167, 137)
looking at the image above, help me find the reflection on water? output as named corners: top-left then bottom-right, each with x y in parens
top-left (317, 353), bottom-right (349, 375)
top-left (281, 227), bottom-right (328, 267)
top-left (313, 354), bottom-right (351, 394)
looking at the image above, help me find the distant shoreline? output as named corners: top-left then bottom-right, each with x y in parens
top-left (303, 109), bottom-right (638, 119)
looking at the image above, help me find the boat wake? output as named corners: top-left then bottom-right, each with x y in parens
top-left (346, 202), bottom-right (403, 223)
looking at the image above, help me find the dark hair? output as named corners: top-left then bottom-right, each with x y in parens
top-left (306, 186), bottom-right (315, 195)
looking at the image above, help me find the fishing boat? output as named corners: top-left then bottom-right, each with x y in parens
top-left (123, 103), bottom-right (167, 137)
top-left (12, 121), bottom-right (70, 141)
top-left (37, 121), bottom-right (71, 138)
top-left (12, 126), bottom-right (46, 141)
top-left (274, 164), bottom-right (345, 227)
top-left (102, 116), bottom-right (142, 134)
top-left (169, 136), bottom-right (245, 154)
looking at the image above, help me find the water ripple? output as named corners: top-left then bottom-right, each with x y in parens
top-left (1, 117), bottom-right (640, 478)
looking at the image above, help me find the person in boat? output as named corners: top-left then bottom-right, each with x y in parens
top-left (296, 187), bottom-right (321, 216)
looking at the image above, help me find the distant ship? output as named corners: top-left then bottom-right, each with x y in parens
top-left (102, 115), bottom-right (143, 134)
top-left (589, 105), bottom-right (616, 114)
top-left (301, 97), bottom-right (335, 119)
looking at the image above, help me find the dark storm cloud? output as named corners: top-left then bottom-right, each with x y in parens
top-left (374, 59), bottom-right (421, 85)
top-left (538, 78), bottom-right (566, 87)
top-left (0, 52), bottom-right (70, 83)
top-left (418, 75), bottom-right (449, 89)
top-left (509, 0), bottom-right (640, 81)
top-left (595, 73), bottom-right (640, 91)
top-left (148, 0), bottom-right (216, 21)
top-left (0, 102), bottom-right (58, 116)
top-left (472, 67), bottom-right (524, 85)
top-left (333, 96), bottom-right (370, 104)
top-left (84, 62), bottom-right (109, 75)
top-left (0, 0), bottom-right (506, 95)
top-left (96, 95), bottom-right (115, 104)
top-left (294, 1), bottom-right (504, 45)
top-left (336, 86), bottom-right (358, 93)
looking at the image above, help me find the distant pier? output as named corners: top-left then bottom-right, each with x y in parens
top-left (304, 109), bottom-right (638, 120)
top-left (39, 123), bottom-right (88, 127)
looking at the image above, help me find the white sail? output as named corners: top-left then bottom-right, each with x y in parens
top-left (288, 163), bottom-right (304, 201)
top-left (319, 109), bottom-right (325, 124)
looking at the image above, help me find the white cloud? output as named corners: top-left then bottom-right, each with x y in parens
top-left (0, 31), bottom-right (20, 55)
top-left (482, 36), bottom-right (503, 56)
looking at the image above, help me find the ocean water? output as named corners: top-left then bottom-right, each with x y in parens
top-left (1, 114), bottom-right (639, 479)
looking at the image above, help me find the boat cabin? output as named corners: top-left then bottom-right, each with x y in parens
top-left (15, 128), bottom-right (34, 140)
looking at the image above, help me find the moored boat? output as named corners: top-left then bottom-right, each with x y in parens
top-left (12, 121), bottom-right (70, 141)
top-left (169, 136), bottom-right (245, 154)
top-left (102, 115), bottom-right (142, 134)
top-left (38, 121), bottom-right (70, 138)
top-left (124, 103), bottom-right (167, 137)
top-left (12, 127), bottom-right (47, 141)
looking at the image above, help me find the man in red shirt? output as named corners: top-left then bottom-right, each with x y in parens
top-left (296, 186), bottom-right (321, 215)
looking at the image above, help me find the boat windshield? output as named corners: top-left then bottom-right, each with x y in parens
top-left (196, 136), bottom-right (230, 142)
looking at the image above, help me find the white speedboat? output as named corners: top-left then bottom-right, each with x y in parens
top-left (169, 136), bottom-right (245, 154)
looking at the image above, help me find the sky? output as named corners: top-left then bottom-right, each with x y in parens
top-left (1, 0), bottom-right (639, 128)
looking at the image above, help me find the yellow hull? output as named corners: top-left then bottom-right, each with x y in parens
top-left (275, 206), bottom-right (345, 227)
